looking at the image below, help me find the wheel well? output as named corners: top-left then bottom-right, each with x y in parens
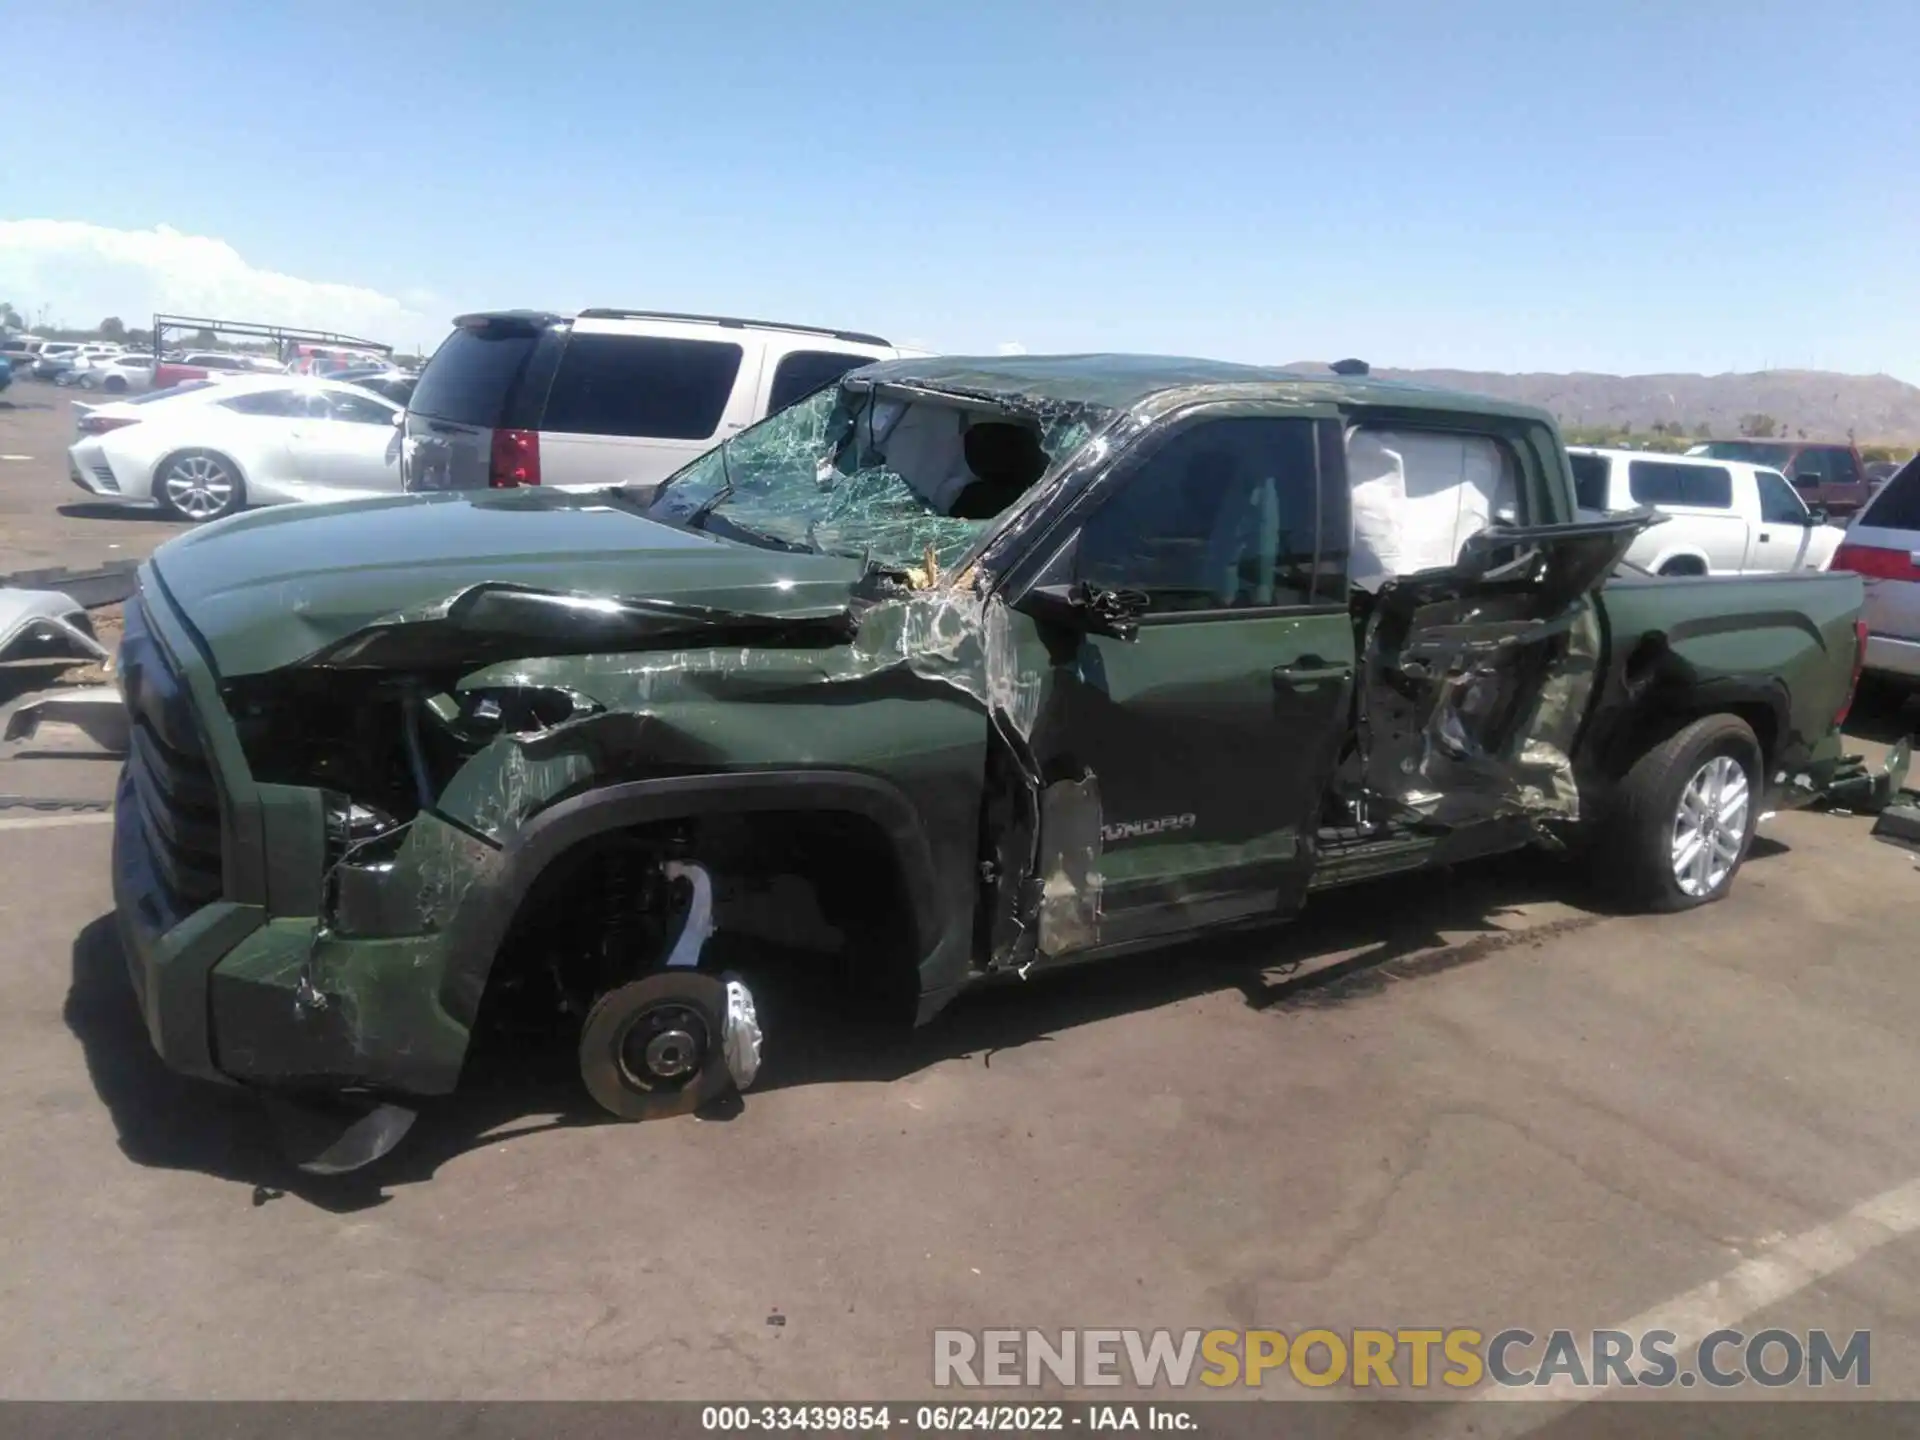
top-left (1657, 554), bottom-right (1708, 576)
top-left (469, 808), bottom-right (923, 1062)
top-left (1597, 700), bottom-right (1779, 787)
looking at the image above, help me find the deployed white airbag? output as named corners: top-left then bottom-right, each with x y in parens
top-left (1348, 428), bottom-right (1516, 591)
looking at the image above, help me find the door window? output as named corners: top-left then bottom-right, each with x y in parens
top-left (1628, 460), bottom-right (1733, 508)
top-left (328, 391), bottom-right (397, 425)
top-left (1755, 468), bottom-right (1809, 525)
top-left (221, 389), bottom-right (303, 418)
top-left (1073, 418), bottom-right (1325, 614)
top-left (542, 334), bottom-right (744, 440)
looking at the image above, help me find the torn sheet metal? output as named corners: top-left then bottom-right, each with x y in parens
top-left (1825, 737), bottom-right (1912, 815)
top-left (1036, 775), bottom-right (1103, 956)
top-left (1351, 516), bottom-right (1646, 829)
top-left (0, 588), bottom-right (110, 667)
top-left (432, 581), bottom-right (1043, 842)
top-left (3, 683), bottom-right (129, 754)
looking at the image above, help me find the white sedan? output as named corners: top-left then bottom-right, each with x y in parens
top-left (67, 376), bottom-right (403, 522)
top-left (75, 353), bottom-right (157, 394)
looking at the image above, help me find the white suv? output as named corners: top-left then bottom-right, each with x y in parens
top-left (400, 309), bottom-right (908, 500)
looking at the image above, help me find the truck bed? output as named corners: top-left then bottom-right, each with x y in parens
top-left (1594, 565), bottom-right (1865, 789)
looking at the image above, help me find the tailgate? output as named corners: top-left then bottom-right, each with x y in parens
top-left (402, 415), bottom-right (493, 493)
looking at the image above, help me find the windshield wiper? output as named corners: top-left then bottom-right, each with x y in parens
top-left (683, 442), bottom-right (735, 531)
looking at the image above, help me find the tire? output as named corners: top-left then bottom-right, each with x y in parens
top-left (153, 448), bottom-right (245, 523)
top-left (104, 376), bottom-right (127, 394)
top-left (1658, 558), bottom-right (1705, 577)
top-left (1601, 714), bottom-right (1762, 913)
top-left (578, 970), bottom-right (733, 1121)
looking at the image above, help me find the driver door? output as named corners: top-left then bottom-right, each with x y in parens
top-left (285, 389), bottom-right (403, 497)
top-left (1008, 410), bottom-right (1355, 955)
top-left (1749, 466), bottom-right (1818, 571)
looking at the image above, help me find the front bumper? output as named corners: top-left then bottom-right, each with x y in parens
top-left (111, 584), bottom-right (485, 1099)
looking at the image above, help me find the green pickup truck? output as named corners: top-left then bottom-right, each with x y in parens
top-left (111, 356), bottom-right (1869, 1168)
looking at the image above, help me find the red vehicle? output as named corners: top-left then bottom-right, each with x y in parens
top-left (147, 313), bottom-right (393, 393)
top-left (1687, 439), bottom-right (1875, 517)
top-left (152, 351), bottom-right (281, 390)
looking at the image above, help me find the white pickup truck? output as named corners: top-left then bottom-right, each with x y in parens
top-left (1569, 446), bottom-right (1840, 576)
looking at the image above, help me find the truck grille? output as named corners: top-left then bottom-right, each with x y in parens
top-left (119, 596), bottom-right (224, 917)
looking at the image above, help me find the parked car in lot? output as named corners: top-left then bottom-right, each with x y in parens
top-left (400, 308), bottom-right (907, 500)
top-left (96, 355), bottom-right (1871, 1166)
top-left (67, 375), bottom-right (403, 521)
top-left (51, 343), bottom-right (127, 386)
top-left (1687, 438), bottom-right (1874, 517)
top-left (1569, 446), bottom-right (1840, 575)
top-left (0, 336), bottom-right (45, 368)
top-left (0, 356), bottom-right (11, 393)
top-left (30, 341), bottom-right (94, 380)
top-left (323, 364), bottom-right (417, 406)
top-left (74, 353), bottom-right (156, 394)
top-left (1831, 457), bottom-right (1920, 681)
top-left (153, 351), bottom-right (286, 390)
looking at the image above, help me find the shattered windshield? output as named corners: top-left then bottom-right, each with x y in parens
top-left (644, 382), bottom-right (1099, 572)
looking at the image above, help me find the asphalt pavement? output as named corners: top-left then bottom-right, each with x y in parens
top-left (0, 377), bottom-right (183, 575)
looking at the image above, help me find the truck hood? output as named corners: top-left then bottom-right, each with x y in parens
top-left (148, 489), bottom-right (869, 677)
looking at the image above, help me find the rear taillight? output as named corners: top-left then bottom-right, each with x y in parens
top-left (77, 414), bottom-right (139, 436)
top-left (489, 428), bottom-right (541, 488)
top-left (1835, 618), bottom-right (1869, 727)
top-left (1831, 542), bottom-right (1920, 582)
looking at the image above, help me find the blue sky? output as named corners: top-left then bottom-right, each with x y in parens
top-left (5, 0), bottom-right (1917, 377)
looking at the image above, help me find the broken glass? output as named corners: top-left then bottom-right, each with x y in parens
top-left (646, 384), bottom-right (1096, 574)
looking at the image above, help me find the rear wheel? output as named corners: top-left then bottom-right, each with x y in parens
top-left (154, 449), bottom-right (244, 522)
top-left (1602, 714), bottom-right (1762, 912)
top-left (104, 375), bottom-right (127, 394)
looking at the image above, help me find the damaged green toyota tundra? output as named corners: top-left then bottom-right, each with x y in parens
top-left (113, 355), bottom-right (1879, 1170)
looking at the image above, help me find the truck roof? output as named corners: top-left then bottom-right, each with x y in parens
top-left (848, 352), bottom-right (1558, 425)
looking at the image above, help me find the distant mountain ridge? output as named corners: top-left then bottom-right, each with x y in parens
top-left (1291, 365), bottom-right (1920, 444)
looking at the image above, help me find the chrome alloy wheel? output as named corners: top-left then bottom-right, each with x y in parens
top-left (160, 454), bottom-right (236, 520)
top-left (1671, 754), bottom-right (1750, 898)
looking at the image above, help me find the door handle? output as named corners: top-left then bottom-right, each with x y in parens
top-left (1759, 531), bottom-right (1772, 542)
top-left (1273, 657), bottom-right (1354, 690)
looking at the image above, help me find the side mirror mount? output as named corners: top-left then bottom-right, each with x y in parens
top-left (1805, 503), bottom-right (1829, 526)
top-left (1015, 580), bottom-right (1148, 642)
top-left (392, 410), bottom-right (405, 427)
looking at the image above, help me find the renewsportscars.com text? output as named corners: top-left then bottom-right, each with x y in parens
top-left (932, 1327), bottom-right (1871, 1390)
